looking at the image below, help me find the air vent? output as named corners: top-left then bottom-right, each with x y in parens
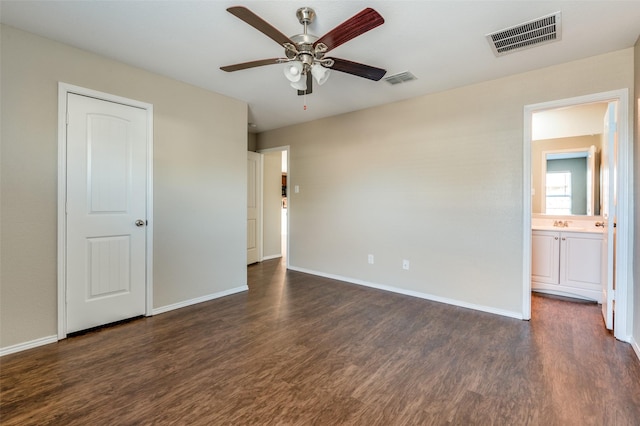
top-left (384, 71), bottom-right (417, 85)
top-left (487, 11), bottom-right (561, 57)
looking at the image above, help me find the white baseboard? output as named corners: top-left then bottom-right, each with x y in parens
top-left (287, 266), bottom-right (523, 320)
top-left (1, 286), bottom-right (249, 356)
top-left (532, 283), bottom-right (600, 303)
top-left (631, 336), bottom-right (640, 362)
top-left (261, 254), bottom-right (282, 261)
top-left (152, 285), bottom-right (248, 316)
top-left (0, 335), bottom-right (58, 357)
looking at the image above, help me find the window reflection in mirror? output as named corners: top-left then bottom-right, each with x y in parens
top-left (545, 170), bottom-right (572, 215)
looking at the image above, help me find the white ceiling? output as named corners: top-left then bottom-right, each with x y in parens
top-left (2, 1), bottom-right (639, 133)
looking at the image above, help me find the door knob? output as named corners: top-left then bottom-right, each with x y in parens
top-left (135, 219), bottom-right (146, 227)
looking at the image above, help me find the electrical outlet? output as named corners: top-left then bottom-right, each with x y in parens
top-left (402, 259), bottom-right (410, 270)
top-left (368, 254), bottom-right (374, 264)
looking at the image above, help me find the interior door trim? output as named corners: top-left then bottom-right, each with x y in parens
top-left (57, 82), bottom-right (154, 339)
top-left (522, 88), bottom-right (631, 342)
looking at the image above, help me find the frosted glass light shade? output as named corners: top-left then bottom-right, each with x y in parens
top-left (284, 62), bottom-right (303, 82)
top-left (290, 77), bottom-right (307, 91)
top-left (311, 64), bottom-right (330, 85)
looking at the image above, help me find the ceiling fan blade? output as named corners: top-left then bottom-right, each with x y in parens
top-left (328, 58), bottom-right (387, 81)
top-left (314, 8), bottom-right (384, 52)
top-left (220, 58), bottom-right (283, 72)
top-left (227, 6), bottom-right (294, 47)
top-left (297, 73), bottom-right (313, 96)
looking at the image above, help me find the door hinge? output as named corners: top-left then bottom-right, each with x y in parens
top-left (610, 289), bottom-right (615, 301)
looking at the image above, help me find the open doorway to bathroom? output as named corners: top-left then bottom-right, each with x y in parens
top-left (523, 90), bottom-right (631, 342)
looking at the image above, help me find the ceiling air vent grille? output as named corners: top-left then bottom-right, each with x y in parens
top-left (384, 71), bottom-right (417, 85)
top-left (487, 11), bottom-right (561, 57)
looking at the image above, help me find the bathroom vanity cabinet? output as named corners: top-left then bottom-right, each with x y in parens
top-left (531, 229), bottom-right (603, 302)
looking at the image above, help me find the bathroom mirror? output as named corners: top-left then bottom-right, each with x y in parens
top-left (540, 146), bottom-right (599, 215)
top-left (531, 102), bottom-right (609, 216)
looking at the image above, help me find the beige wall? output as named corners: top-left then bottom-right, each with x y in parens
top-left (0, 25), bottom-right (248, 349)
top-left (258, 49), bottom-right (634, 317)
top-left (531, 135), bottom-right (602, 214)
top-left (634, 36), bottom-right (640, 350)
top-left (262, 151), bottom-right (283, 258)
top-left (532, 103), bottom-right (608, 140)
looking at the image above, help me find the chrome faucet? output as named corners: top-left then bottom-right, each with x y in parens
top-left (553, 220), bottom-right (570, 227)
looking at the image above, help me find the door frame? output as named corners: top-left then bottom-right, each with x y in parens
top-left (57, 83), bottom-right (154, 339)
top-left (522, 88), bottom-right (631, 342)
top-left (258, 146), bottom-right (290, 268)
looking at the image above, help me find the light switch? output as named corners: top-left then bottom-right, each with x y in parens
top-left (294, 185), bottom-right (299, 193)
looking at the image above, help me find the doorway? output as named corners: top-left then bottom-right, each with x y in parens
top-left (57, 83), bottom-right (154, 339)
top-left (523, 89), bottom-right (631, 342)
top-left (259, 147), bottom-right (290, 266)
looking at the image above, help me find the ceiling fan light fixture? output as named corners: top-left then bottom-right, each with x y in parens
top-left (311, 63), bottom-right (330, 85)
top-left (284, 61), bottom-right (303, 82)
top-left (222, 6), bottom-right (387, 96)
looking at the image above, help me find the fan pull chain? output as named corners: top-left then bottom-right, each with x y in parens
top-left (303, 92), bottom-right (307, 111)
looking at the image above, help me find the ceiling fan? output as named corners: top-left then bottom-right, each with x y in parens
top-left (220, 6), bottom-right (387, 95)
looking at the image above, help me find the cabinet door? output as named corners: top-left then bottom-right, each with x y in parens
top-left (560, 232), bottom-right (603, 290)
top-left (532, 231), bottom-right (560, 284)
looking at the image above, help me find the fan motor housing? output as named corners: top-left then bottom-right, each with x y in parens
top-left (289, 34), bottom-right (321, 70)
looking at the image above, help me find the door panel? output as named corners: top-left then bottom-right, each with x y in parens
top-left (66, 93), bottom-right (147, 333)
top-left (247, 151), bottom-right (262, 264)
top-left (88, 115), bottom-right (130, 212)
top-left (87, 236), bottom-right (131, 298)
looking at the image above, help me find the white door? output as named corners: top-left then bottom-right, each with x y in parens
top-left (600, 101), bottom-right (617, 330)
top-left (66, 93), bottom-right (148, 333)
top-left (247, 151), bottom-right (262, 264)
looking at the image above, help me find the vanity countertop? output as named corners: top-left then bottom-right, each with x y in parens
top-left (532, 225), bottom-right (603, 234)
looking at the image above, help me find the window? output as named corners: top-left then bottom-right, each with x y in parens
top-left (546, 171), bottom-right (572, 215)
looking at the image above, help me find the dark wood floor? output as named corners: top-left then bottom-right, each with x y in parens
top-left (2, 257), bottom-right (639, 425)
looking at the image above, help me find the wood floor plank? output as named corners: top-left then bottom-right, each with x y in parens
top-left (1, 257), bottom-right (639, 425)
